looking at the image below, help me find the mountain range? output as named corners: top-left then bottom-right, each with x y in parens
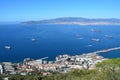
top-left (22, 17), bottom-right (120, 25)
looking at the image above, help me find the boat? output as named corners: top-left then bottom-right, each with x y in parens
top-left (32, 38), bottom-right (35, 41)
top-left (91, 29), bottom-right (101, 32)
top-left (5, 46), bottom-right (11, 50)
top-left (76, 34), bottom-right (83, 39)
top-left (76, 34), bottom-right (82, 37)
top-left (91, 38), bottom-right (100, 42)
top-left (77, 37), bottom-right (83, 39)
top-left (87, 45), bottom-right (92, 47)
top-left (105, 35), bottom-right (113, 38)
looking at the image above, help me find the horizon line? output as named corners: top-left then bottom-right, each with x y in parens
top-left (1, 17), bottom-right (120, 22)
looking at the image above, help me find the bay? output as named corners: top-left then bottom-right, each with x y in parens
top-left (0, 24), bottom-right (120, 62)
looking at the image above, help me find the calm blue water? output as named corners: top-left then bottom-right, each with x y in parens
top-left (0, 24), bottom-right (120, 62)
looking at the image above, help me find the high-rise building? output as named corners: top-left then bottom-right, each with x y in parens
top-left (0, 64), bottom-right (3, 74)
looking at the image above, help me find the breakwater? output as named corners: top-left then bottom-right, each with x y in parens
top-left (86, 47), bottom-right (120, 54)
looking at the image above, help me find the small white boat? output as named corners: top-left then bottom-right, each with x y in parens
top-left (76, 34), bottom-right (82, 37)
top-left (5, 46), bottom-right (11, 50)
top-left (91, 29), bottom-right (101, 32)
top-left (105, 35), bottom-right (113, 38)
top-left (32, 38), bottom-right (35, 41)
top-left (87, 45), bottom-right (92, 47)
top-left (91, 38), bottom-right (100, 42)
top-left (77, 37), bottom-right (83, 39)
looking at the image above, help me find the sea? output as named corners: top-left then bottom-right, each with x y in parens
top-left (0, 24), bottom-right (120, 62)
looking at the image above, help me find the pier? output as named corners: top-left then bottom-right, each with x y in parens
top-left (93, 47), bottom-right (120, 54)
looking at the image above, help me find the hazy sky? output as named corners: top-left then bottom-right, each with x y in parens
top-left (0, 0), bottom-right (120, 21)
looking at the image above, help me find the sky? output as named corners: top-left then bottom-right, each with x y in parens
top-left (0, 0), bottom-right (120, 22)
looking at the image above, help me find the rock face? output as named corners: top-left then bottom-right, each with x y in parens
top-left (22, 17), bottom-right (120, 25)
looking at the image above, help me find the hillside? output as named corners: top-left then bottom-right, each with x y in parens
top-left (22, 17), bottom-right (120, 25)
top-left (2, 58), bottom-right (120, 80)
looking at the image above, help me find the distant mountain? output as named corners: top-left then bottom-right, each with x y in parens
top-left (22, 17), bottom-right (120, 25)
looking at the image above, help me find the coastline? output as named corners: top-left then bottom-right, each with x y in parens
top-left (0, 46), bottom-right (120, 77)
top-left (1, 46), bottom-right (120, 63)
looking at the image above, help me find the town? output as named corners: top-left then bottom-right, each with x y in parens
top-left (0, 52), bottom-right (106, 80)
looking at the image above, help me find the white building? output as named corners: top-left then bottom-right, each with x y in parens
top-left (34, 59), bottom-right (42, 64)
top-left (3, 62), bottom-right (16, 74)
top-left (0, 64), bottom-right (3, 74)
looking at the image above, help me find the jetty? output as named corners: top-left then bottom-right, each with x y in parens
top-left (91, 47), bottom-right (120, 54)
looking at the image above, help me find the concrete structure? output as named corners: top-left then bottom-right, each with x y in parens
top-left (3, 62), bottom-right (16, 74)
top-left (0, 64), bottom-right (3, 74)
top-left (34, 59), bottom-right (42, 64)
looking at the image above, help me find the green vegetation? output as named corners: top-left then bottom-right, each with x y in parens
top-left (6, 58), bottom-right (120, 80)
